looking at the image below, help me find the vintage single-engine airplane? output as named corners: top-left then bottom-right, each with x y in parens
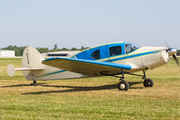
top-left (7, 41), bottom-right (179, 91)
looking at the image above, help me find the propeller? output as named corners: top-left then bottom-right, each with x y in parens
top-left (172, 54), bottom-right (179, 66)
top-left (165, 41), bottom-right (179, 67)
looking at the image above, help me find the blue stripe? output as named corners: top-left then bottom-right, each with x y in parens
top-left (103, 50), bottom-right (160, 62)
top-left (44, 57), bottom-right (56, 61)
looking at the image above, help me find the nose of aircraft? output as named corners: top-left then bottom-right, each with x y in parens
top-left (167, 48), bottom-right (179, 66)
top-left (167, 48), bottom-right (177, 56)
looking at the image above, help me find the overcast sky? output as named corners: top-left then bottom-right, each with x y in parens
top-left (1, 0), bottom-right (180, 49)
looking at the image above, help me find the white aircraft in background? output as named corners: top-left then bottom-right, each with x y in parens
top-left (7, 41), bottom-right (179, 91)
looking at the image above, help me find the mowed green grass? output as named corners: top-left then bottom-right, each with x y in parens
top-left (0, 58), bottom-right (180, 119)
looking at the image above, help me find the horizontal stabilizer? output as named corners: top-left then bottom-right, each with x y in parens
top-left (7, 64), bottom-right (44, 77)
top-left (15, 68), bottom-right (44, 71)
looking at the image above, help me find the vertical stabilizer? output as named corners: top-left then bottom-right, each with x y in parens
top-left (22, 46), bottom-right (45, 80)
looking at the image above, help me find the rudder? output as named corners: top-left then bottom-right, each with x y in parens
top-left (22, 46), bottom-right (45, 80)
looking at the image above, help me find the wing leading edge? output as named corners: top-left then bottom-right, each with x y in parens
top-left (42, 57), bottom-right (132, 76)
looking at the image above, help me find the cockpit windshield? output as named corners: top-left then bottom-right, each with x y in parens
top-left (125, 42), bottom-right (141, 54)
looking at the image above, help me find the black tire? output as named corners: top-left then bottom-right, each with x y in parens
top-left (143, 78), bottom-right (153, 87)
top-left (118, 80), bottom-right (129, 91)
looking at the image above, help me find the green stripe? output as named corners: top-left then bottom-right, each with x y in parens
top-left (36, 70), bottom-right (66, 78)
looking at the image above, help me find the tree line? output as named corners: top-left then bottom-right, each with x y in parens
top-left (0, 44), bottom-right (90, 56)
top-left (1, 44), bottom-right (180, 56)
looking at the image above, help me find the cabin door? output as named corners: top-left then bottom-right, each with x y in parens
top-left (106, 43), bottom-right (125, 63)
top-left (87, 45), bottom-right (109, 61)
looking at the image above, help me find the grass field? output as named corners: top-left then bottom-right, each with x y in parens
top-left (0, 58), bottom-right (180, 119)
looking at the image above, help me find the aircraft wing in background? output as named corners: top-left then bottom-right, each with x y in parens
top-left (42, 57), bottom-right (132, 76)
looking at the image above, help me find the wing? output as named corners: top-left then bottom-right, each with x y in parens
top-left (42, 57), bottom-right (132, 76)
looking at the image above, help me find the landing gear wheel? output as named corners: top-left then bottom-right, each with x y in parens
top-left (143, 78), bottom-right (153, 87)
top-left (118, 80), bottom-right (129, 91)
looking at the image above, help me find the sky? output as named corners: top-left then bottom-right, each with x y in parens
top-left (0, 0), bottom-right (180, 49)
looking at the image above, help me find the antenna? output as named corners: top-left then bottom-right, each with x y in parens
top-left (82, 39), bottom-right (92, 48)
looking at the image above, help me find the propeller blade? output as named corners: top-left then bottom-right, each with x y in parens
top-left (163, 39), bottom-right (179, 67)
top-left (172, 54), bottom-right (179, 67)
top-left (164, 38), bottom-right (170, 48)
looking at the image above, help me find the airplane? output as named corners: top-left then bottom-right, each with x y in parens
top-left (7, 41), bottom-right (179, 91)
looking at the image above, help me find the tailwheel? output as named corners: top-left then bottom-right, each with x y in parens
top-left (118, 80), bottom-right (129, 91)
top-left (31, 80), bottom-right (37, 85)
top-left (143, 78), bottom-right (153, 87)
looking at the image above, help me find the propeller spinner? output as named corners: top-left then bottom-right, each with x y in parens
top-left (167, 48), bottom-right (179, 66)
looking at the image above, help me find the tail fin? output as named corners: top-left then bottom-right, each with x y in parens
top-left (22, 46), bottom-right (44, 68)
top-left (7, 46), bottom-right (44, 80)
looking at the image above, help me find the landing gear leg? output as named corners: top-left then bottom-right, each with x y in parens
top-left (31, 80), bottom-right (37, 85)
top-left (143, 70), bottom-right (153, 87)
top-left (118, 69), bottom-right (129, 91)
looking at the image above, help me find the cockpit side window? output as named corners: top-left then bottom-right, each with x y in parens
top-left (125, 42), bottom-right (141, 54)
top-left (91, 49), bottom-right (100, 59)
top-left (109, 46), bottom-right (122, 56)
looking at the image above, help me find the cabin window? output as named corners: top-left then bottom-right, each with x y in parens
top-left (125, 42), bottom-right (141, 54)
top-left (109, 46), bottom-right (122, 56)
top-left (91, 49), bottom-right (100, 59)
